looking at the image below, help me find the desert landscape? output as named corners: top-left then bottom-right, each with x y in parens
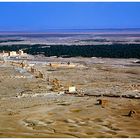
top-left (0, 2), bottom-right (140, 138)
top-left (0, 55), bottom-right (140, 138)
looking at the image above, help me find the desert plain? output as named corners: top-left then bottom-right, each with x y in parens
top-left (0, 56), bottom-right (140, 138)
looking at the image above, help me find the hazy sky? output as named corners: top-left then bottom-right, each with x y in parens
top-left (0, 2), bottom-right (140, 31)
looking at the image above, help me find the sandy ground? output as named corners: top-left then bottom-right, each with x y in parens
top-left (0, 57), bottom-right (140, 138)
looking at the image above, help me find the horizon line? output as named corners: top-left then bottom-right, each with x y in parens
top-left (1, 28), bottom-right (140, 34)
top-left (1, 27), bottom-right (140, 32)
